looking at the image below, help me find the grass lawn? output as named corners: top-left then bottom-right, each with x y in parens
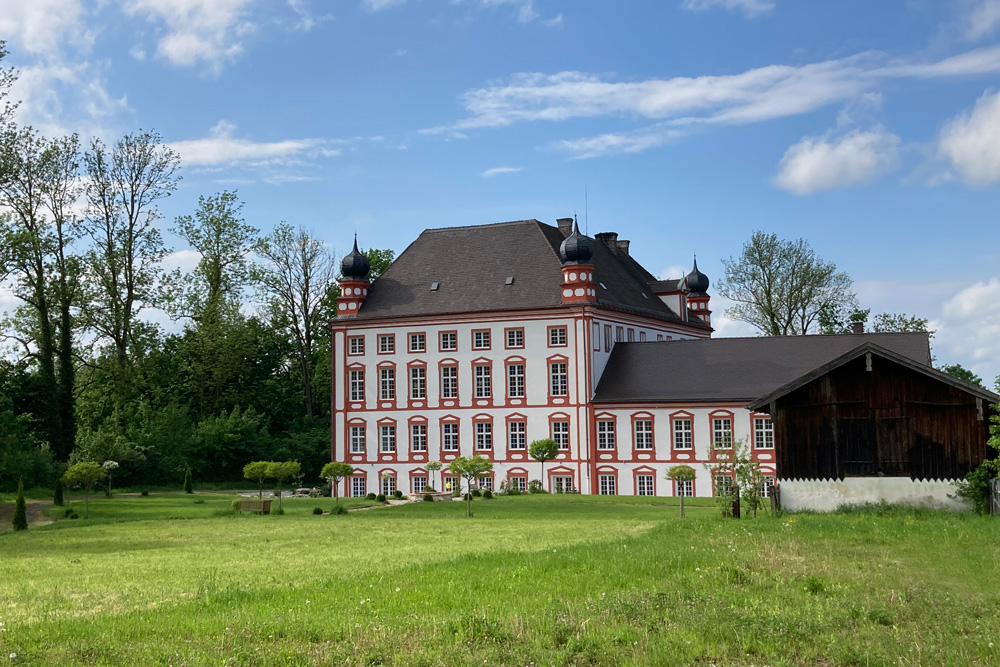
top-left (1, 493), bottom-right (998, 666)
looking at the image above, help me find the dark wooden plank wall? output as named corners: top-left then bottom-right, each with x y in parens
top-left (773, 354), bottom-right (989, 480)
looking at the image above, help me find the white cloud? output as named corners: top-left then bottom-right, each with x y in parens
top-left (775, 128), bottom-right (900, 195)
top-left (965, 0), bottom-right (1000, 41)
top-left (286, 0), bottom-right (330, 31)
top-left (0, 0), bottom-right (92, 57)
top-left (480, 0), bottom-right (538, 23)
top-left (363, 0), bottom-right (406, 11)
top-left (554, 124), bottom-right (687, 159)
top-left (364, 0), bottom-right (546, 22)
top-left (168, 120), bottom-right (333, 167)
top-left (481, 166), bottom-right (522, 177)
top-left (428, 45), bottom-right (1000, 158)
top-left (162, 249), bottom-right (203, 272)
top-left (10, 61), bottom-right (128, 137)
top-left (123, 0), bottom-right (255, 73)
top-left (938, 89), bottom-right (1000, 186)
top-left (940, 277), bottom-right (1000, 382)
top-left (681, 0), bottom-right (775, 18)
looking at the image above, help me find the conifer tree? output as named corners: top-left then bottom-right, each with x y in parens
top-left (183, 468), bottom-right (193, 494)
top-left (53, 477), bottom-right (64, 506)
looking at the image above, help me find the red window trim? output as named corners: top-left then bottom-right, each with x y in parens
top-left (438, 330), bottom-right (458, 353)
top-left (669, 410), bottom-right (695, 451)
top-left (347, 335), bottom-right (365, 356)
top-left (595, 412), bottom-right (618, 452)
top-left (503, 327), bottom-right (525, 350)
top-left (406, 330), bottom-right (427, 353)
top-left (547, 324), bottom-right (568, 348)
top-left (471, 328), bottom-right (492, 351)
top-left (630, 412), bottom-right (655, 451)
top-left (376, 332), bottom-right (395, 355)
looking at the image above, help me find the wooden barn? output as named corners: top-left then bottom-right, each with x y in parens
top-left (749, 342), bottom-right (999, 482)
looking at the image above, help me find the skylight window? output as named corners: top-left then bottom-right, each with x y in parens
top-left (430, 282), bottom-right (439, 291)
top-left (599, 282), bottom-right (607, 290)
top-left (505, 277), bottom-right (514, 285)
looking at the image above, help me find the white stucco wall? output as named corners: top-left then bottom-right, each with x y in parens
top-left (778, 478), bottom-right (969, 512)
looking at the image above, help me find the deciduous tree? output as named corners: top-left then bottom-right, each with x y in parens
top-left (267, 460), bottom-right (300, 513)
top-left (449, 455), bottom-right (493, 517)
top-left (243, 461), bottom-right (271, 499)
top-left (528, 438), bottom-right (559, 492)
top-left (63, 461), bottom-right (107, 519)
top-left (666, 465), bottom-right (695, 517)
top-left (320, 461), bottom-right (354, 506)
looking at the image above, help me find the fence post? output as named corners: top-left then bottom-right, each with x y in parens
top-left (770, 485), bottom-right (780, 516)
top-left (990, 478), bottom-right (999, 516)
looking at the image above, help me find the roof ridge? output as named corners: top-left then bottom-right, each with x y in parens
top-left (422, 219), bottom-right (544, 233)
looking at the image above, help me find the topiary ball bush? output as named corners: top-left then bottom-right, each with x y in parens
top-left (366, 492), bottom-right (377, 500)
top-left (483, 489), bottom-right (494, 499)
top-left (68, 512), bottom-right (79, 519)
top-left (230, 498), bottom-right (241, 511)
top-left (312, 507), bottom-right (324, 515)
top-left (334, 505), bottom-right (349, 515)
top-left (393, 490), bottom-right (403, 499)
top-left (423, 493), bottom-right (434, 502)
top-left (376, 494), bottom-right (387, 503)
top-left (463, 492), bottom-right (472, 501)
top-left (471, 489), bottom-right (482, 497)
top-left (141, 490), bottom-right (149, 497)
top-left (64, 508), bottom-right (74, 517)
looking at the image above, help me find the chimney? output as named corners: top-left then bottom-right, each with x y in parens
top-left (556, 217), bottom-right (573, 237)
top-left (594, 232), bottom-right (618, 246)
top-left (616, 239), bottom-right (630, 255)
top-left (851, 321), bottom-right (864, 334)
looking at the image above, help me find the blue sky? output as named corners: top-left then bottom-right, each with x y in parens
top-left (2, 0), bottom-right (1000, 382)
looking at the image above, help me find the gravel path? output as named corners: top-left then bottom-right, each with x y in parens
top-left (0, 499), bottom-right (55, 532)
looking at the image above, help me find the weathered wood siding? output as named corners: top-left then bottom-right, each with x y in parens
top-left (773, 354), bottom-right (989, 480)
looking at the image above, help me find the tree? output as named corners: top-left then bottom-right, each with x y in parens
top-left (820, 306), bottom-right (932, 337)
top-left (183, 467), bottom-right (193, 494)
top-left (426, 460), bottom-right (442, 491)
top-left (364, 248), bottom-right (395, 280)
top-left (449, 455), bottom-right (493, 518)
top-left (243, 461), bottom-right (271, 499)
top-left (718, 231), bottom-right (856, 335)
top-left (12, 478), bottom-right (27, 531)
top-left (63, 461), bottom-right (107, 519)
top-left (255, 223), bottom-right (338, 419)
top-left (266, 460), bottom-right (300, 513)
top-left (666, 465), bottom-right (696, 517)
top-left (703, 439), bottom-right (764, 519)
top-left (81, 130), bottom-right (180, 409)
top-left (942, 364), bottom-right (985, 388)
top-left (0, 41), bottom-right (18, 124)
top-left (528, 439), bottom-right (559, 492)
top-left (53, 476), bottom-right (64, 506)
top-left (871, 312), bottom-right (930, 334)
top-left (102, 460), bottom-right (119, 497)
top-left (320, 462), bottom-right (354, 506)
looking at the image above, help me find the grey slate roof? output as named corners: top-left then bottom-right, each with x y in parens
top-left (592, 332), bottom-right (933, 403)
top-left (354, 219), bottom-right (708, 327)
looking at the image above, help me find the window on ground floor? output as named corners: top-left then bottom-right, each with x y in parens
top-left (636, 474), bottom-right (654, 496)
top-left (381, 475), bottom-right (396, 496)
top-left (552, 475), bottom-right (573, 493)
top-left (351, 477), bottom-right (366, 497)
top-left (412, 476), bottom-right (427, 493)
top-left (676, 479), bottom-right (693, 497)
top-left (599, 474), bottom-right (617, 495)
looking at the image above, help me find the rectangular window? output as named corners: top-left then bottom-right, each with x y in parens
top-left (444, 476), bottom-right (460, 493)
top-left (507, 364), bottom-right (525, 398)
top-left (714, 475), bottom-right (734, 497)
top-left (351, 477), bottom-right (366, 497)
top-left (378, 334), bottom-right (394, 354)
top-left (379, 368), bottom-right (395, 400)
top-left (713, 417), bottom-right (733, 449)
top-left (478, 476), bottom-right (493, 491)
top-left (673, 418), bottom-right (693, 450)
top-left (440, 331), bottom-right (457, 351)
top-left (761, 477), bottom-right (775, 498)
top-left (380, 425), bottom-right (396, 452)
top-left (506, 328), bottom-right (524, 349)
top-left (636, 474), bottom-right (654, 496)
top-left (553, 475), bottom-right (573, 493)
top-left (549, 326), bottom-right (567, 346)
top-left (615, 326), bottom-right (624, 342)
top-left (410, 423), bottom-right (427, 452)
top-left (409, 332), bottom-right (425, 352)
top-left (754, 417), bottom-right (774, 449)
top-left (627, 328), bottom-right (635, 342)
top-left (604, 324), bottom-right (612, 352)
top-left (552, 421), bottom-right (569, 450)
top-left (348, 336), bottom-right (364, 355)
top-left (413, 476), bottom-right (427, 493)
top-left (639, 331), bottom-right (647, 342)
top-left (475, 422), bottom-right (492, 450)
top-left (656, 334), bottom-right (664, 342)
top-left (410, 366), bottom-right (426, 399)
top-left (473, 330), bottom-right (491, 350)
top-left (474, 364), bottom-right (492, 398)
top-left (676, 479), bottom-right (693, 497)
top-left (349, 426), bottom-right (366, 454)
top-left (508, 421), bottom-right (526, 450)
top-left (597, 420), bottom-right (615, 450)
top-left (599, 474), bottom-right (616, 495)
top-left (634, 420), bottom-right (653, 450)
top-left (381, 475), bottom-right (396, 496)
top-left (509, 477), bottom-right (526, 492)
top-left (349, 369), bottom-right (365, 402)
top-left (549, 362), bottom-right (568, 397)
top-left (592, 322), bottom-right (600, 351)
top-left (440, 366), bottom-right (457, 399)
top-left (442, 423), bottom-right (459, 451)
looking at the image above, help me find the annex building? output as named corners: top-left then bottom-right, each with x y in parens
top-left (330, 218), bottom-right (997, 505)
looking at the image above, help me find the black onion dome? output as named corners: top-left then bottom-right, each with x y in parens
top-left (685, 258), bottom-right (709, 295)
top-left (341, 237), bottom-right (371, 280)
top-left (559, 220), bottom-right (594, 264)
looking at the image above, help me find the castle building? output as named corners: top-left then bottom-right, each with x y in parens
top-left (330, 218), bottom-right (996, 502)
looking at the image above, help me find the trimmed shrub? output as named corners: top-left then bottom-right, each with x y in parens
top-left (68, 511), bottom-right (79, 519)
top-left (140, 490), bottom-right (149, 497)
top-left (471, 489), bottom-right (482, 498)
top-left (334, 505), bottom-right (349, 515)
top-left (393, 490), bottom-right (403, 499)
top-left (462, 492), bottom-right (472, 501)
top-left (423, 493), bottom-right (434, 502)
top-left (193, 498), bottom-right (205, 504)
top-left (64, 508), bottom-right (74, 517)
top-left (230, 499), bottom-right (241, 511)
top-left (376, 494), bottom-right (387, 503)
top-left (482, 489), bottom-right (494, 499)
top-left (528, 480), bottom-right (547, 494)
top-left (272, 507), bottom-right (285, 515)
top-left (366, 492), bottom-right (377, 500)
top-left (312, 507), bottom-right (324, 515)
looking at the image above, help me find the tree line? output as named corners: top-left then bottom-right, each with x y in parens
top-left (0, 43), bottom-right (392, 491)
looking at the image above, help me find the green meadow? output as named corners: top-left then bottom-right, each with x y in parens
top-left (1, 493), bottom-right (999, 666)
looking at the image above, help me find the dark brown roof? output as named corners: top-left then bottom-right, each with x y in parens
top-left (592, 332), bottom-right (934, 403)
top-left (354, 219), bottom-right (708, 327)
top-left (747, 342), bottom-right (1000, 409)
